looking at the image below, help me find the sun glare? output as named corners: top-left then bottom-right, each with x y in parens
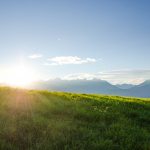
top-left (5, 64), bottom-right (35, 87)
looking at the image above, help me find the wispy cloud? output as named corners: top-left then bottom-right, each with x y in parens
top-left (46, 56), bottom-right (97, 66)
top-left (63, 73), bottom-right (98, 80)
top-left (63, 69), bottom-right (150, 84)
top-left (29, 54), bottom-right (43, 59)
top-left (98, 69), bottom-right (150, 84)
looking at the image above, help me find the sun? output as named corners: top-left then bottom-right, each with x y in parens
top-left (5, 64), bottom-right (35, 87)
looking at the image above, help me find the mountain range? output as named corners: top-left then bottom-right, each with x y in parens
top-left (28, 79), bottom-right (150, 98)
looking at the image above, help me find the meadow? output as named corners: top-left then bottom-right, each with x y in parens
top-left (0, 87), bottom-right (149, 150)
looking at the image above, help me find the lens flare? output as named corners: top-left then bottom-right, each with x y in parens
top-left (5, 64), bottom-right (35, 87)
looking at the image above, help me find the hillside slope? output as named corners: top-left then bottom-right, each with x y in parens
top-left (28, 79), bottom-right (150, 98)
top-left (0, 87), bottom-right (150, 150)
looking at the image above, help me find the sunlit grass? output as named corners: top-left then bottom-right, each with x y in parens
top-left (0, 87), bottom-right (149, 149)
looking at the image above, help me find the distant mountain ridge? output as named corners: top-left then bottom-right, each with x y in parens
top-left (116, 84), bottom-right (135, 89)
top-left (27, 79), bottom-right (150, 98)
top-left (124, 80), bottom-right (150, 98)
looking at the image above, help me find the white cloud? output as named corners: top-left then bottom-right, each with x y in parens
top-left (29, 54), bottom-right (43, 59)
top-left (46, 56), bottom-right (97, 66)
top-left (63, 69), bottom-right (150, 84)
top-left (63, 73), bottom-right (99, 80)
top-left (57, 38), bottom-right (61, 41)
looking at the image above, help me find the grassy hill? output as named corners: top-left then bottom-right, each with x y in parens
top-left (0, 87), bottom-right (149, 150)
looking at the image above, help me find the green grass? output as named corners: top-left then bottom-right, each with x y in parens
top-left (0, 87), bottom-right (150, 150)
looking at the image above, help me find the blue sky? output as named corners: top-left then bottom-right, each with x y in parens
top-left (0, 0), bottom-right (150, 84)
